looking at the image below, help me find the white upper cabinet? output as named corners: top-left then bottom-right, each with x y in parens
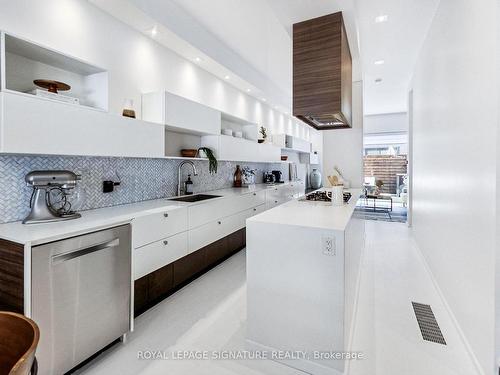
top-left (201, 135), bottom-right (280, 163)
top-left (0, 32), bottom-right (164, 158)
top-left (291, 137), bottom-right (312, 153)
top-left (142, 91), bottom-right (221, 135)
top-left (299, 151), bottom-right (320, 165)
top-left (272, 133), bottom-right (311, 153)
top-left (0, 91), bottom-right (165, 157)
top-left (257, 142), bottom-right (281, 162)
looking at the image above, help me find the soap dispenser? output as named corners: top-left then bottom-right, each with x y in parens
top-left (185, 174), bottom-right (193, 195)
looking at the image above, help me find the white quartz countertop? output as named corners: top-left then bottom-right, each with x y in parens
top-left (247, 188), bottom-right (362, 232)
top-left (0, 182), bottom-right (296, 246)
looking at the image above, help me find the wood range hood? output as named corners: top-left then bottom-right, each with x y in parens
top-left (293, 12), bottom-right (352, 130)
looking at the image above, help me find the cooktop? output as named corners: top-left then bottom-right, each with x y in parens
top-left (301, 190), bottom-right (352, 203)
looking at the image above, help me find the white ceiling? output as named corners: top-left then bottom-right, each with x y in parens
top-left (170, 0), bottom-right (293, 97)
top-left (356, 0), bottom-right (439, 114)
top-left (169, 0), bottom-right (362, 91)
top-left (91, 0), bottom-right (439, 116)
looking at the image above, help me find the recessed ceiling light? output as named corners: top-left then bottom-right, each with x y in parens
top-left (261, 98), bottom-right (267, 102)
top-left (246, 88), bottom-right (251, 92)
top-left (374, 59), bottom-right (385, 65)
top-left (375, 15), bottom-right (388, 23)
top-left (150, 26), bottom-right (158, 37)
top-left (224, 75), bottom-right (230, 80)
top-left (375, 78), bottom-right (383, 83)
top-left (194, 57), bottom-right (202, 62)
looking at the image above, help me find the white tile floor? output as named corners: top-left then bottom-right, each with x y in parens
top-left (77, 221), bottom-right (479, 375)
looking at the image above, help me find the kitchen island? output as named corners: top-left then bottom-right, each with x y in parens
top-left (246, 188), bottom-right (365, 375)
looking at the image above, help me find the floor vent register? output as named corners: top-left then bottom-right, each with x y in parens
top-left (411, 302), bottom-right (447, 345)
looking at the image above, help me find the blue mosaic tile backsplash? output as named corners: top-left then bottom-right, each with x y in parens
top-left (0, 155), bottom-right (286, 223)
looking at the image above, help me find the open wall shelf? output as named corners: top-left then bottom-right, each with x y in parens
top-left (1, 32), bottom-right (108, 111)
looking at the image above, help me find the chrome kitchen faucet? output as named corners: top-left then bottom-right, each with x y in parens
top-left (177, 160), bottom-right (198, 196)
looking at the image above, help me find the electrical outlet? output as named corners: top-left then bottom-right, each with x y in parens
top-left (322, 236), bottom-right (336, 256)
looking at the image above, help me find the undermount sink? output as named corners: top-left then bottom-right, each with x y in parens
top-left (168, 194), bottom-right (221, 203)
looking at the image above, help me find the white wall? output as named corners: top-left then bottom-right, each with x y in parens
top-left (363, 112), bottom-right (407, 134)
top-left (496, 1), bottom-right (500, 368)
top-left (322, 80), bottom-right (363, 188)
top-left (410, 0), bottom-right (497, 372)
top-left (0, 0), bottom-right (317, 143)
top-left (363, 133), bottom-right (408, 155)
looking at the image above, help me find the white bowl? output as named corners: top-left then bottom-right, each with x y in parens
top-left (222, 128), bottom-right (233, 136)
top-left (233, 131), bottom-right (243, 138)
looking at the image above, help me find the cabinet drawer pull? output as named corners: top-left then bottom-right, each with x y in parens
top-left (253, 208), bottom-right (257, 211)
top-left (274, 200), bottom-right (278, 203)
top-left (253, 192), bottom-right (257, 196)
top-left (163, 240), bottom-right (169, 245)
top-left (218, 221), bottom-right (222, 225)
top-left (163, 213), bottom-right (169, 218)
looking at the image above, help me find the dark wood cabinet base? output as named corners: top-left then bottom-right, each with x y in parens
top-left (134, 228), bottom-right (246, 317)
top-left (0, 239), bottom-right (25, 313)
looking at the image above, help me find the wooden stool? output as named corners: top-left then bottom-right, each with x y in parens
top-left (0, 312), bottom-right (39, 375)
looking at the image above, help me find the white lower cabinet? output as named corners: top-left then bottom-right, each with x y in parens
top-left (133, 207), bottom-right (188, 248)
top-left (134, 231), bottom-right (188, 280)
top-left (266, 190), bottom-right (286, 209)
top-left (189, 203), bottom-right (266, 254)
top-left (265, 182), bottom-right (305, 209)
top-left (188, 190), bottom-right (265, 229)
top-left (188, 210), bottom-right (245, 254)
top-left (248, 203), bottom-right (266, 216)
top-left (266, 185), bottom-right (290, 209)
top-left (188, 219), bottom-right (224, 254)
top-left (133, 184), bottom-right (300, 281)
top-left (289, 181), bottom-right (306, 198)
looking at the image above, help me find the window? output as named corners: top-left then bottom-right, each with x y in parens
top-left (364, 146), bottom-right (401, 156)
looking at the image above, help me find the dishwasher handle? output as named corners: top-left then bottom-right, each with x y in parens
top-left (52, 238), bottom-right (120, 264)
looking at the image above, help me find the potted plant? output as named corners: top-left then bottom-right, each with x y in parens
top-left (258, 126), bottom-right (267, 143)
top-left (197, 147), bottom-right (218, 174)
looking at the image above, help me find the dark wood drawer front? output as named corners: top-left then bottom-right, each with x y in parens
top-left (204, 238), bottom-right (227, 267)
top-left (133, 275), bottom-right (149, 315)
top-left (0, 239), bottom-right (24, 313)
top-left (173, 250), bottom-right (206, 288)
top-left (149, 264), bottom-right (174, 302)
top-left (134, 228), bottom-right (247, 317)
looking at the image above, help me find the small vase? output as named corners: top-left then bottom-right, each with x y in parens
top-left (310, 169), bottom-right (322, 189)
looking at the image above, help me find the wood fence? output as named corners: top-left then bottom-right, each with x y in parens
top-left (363, 155), bottom-right (407, 194)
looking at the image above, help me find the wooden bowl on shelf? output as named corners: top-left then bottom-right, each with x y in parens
top-left (34, 79), bottom-right (71, 93)
top-left (181, 149), bottom-right (198, 158)
top-left (281, 155), bottom-right (288, 161)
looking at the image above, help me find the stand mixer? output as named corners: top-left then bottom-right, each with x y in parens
top-left (23, 170), bottom-right (82, 224)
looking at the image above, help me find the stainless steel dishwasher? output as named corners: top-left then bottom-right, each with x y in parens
top-left (31, 224), bottom-right (131, 375)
